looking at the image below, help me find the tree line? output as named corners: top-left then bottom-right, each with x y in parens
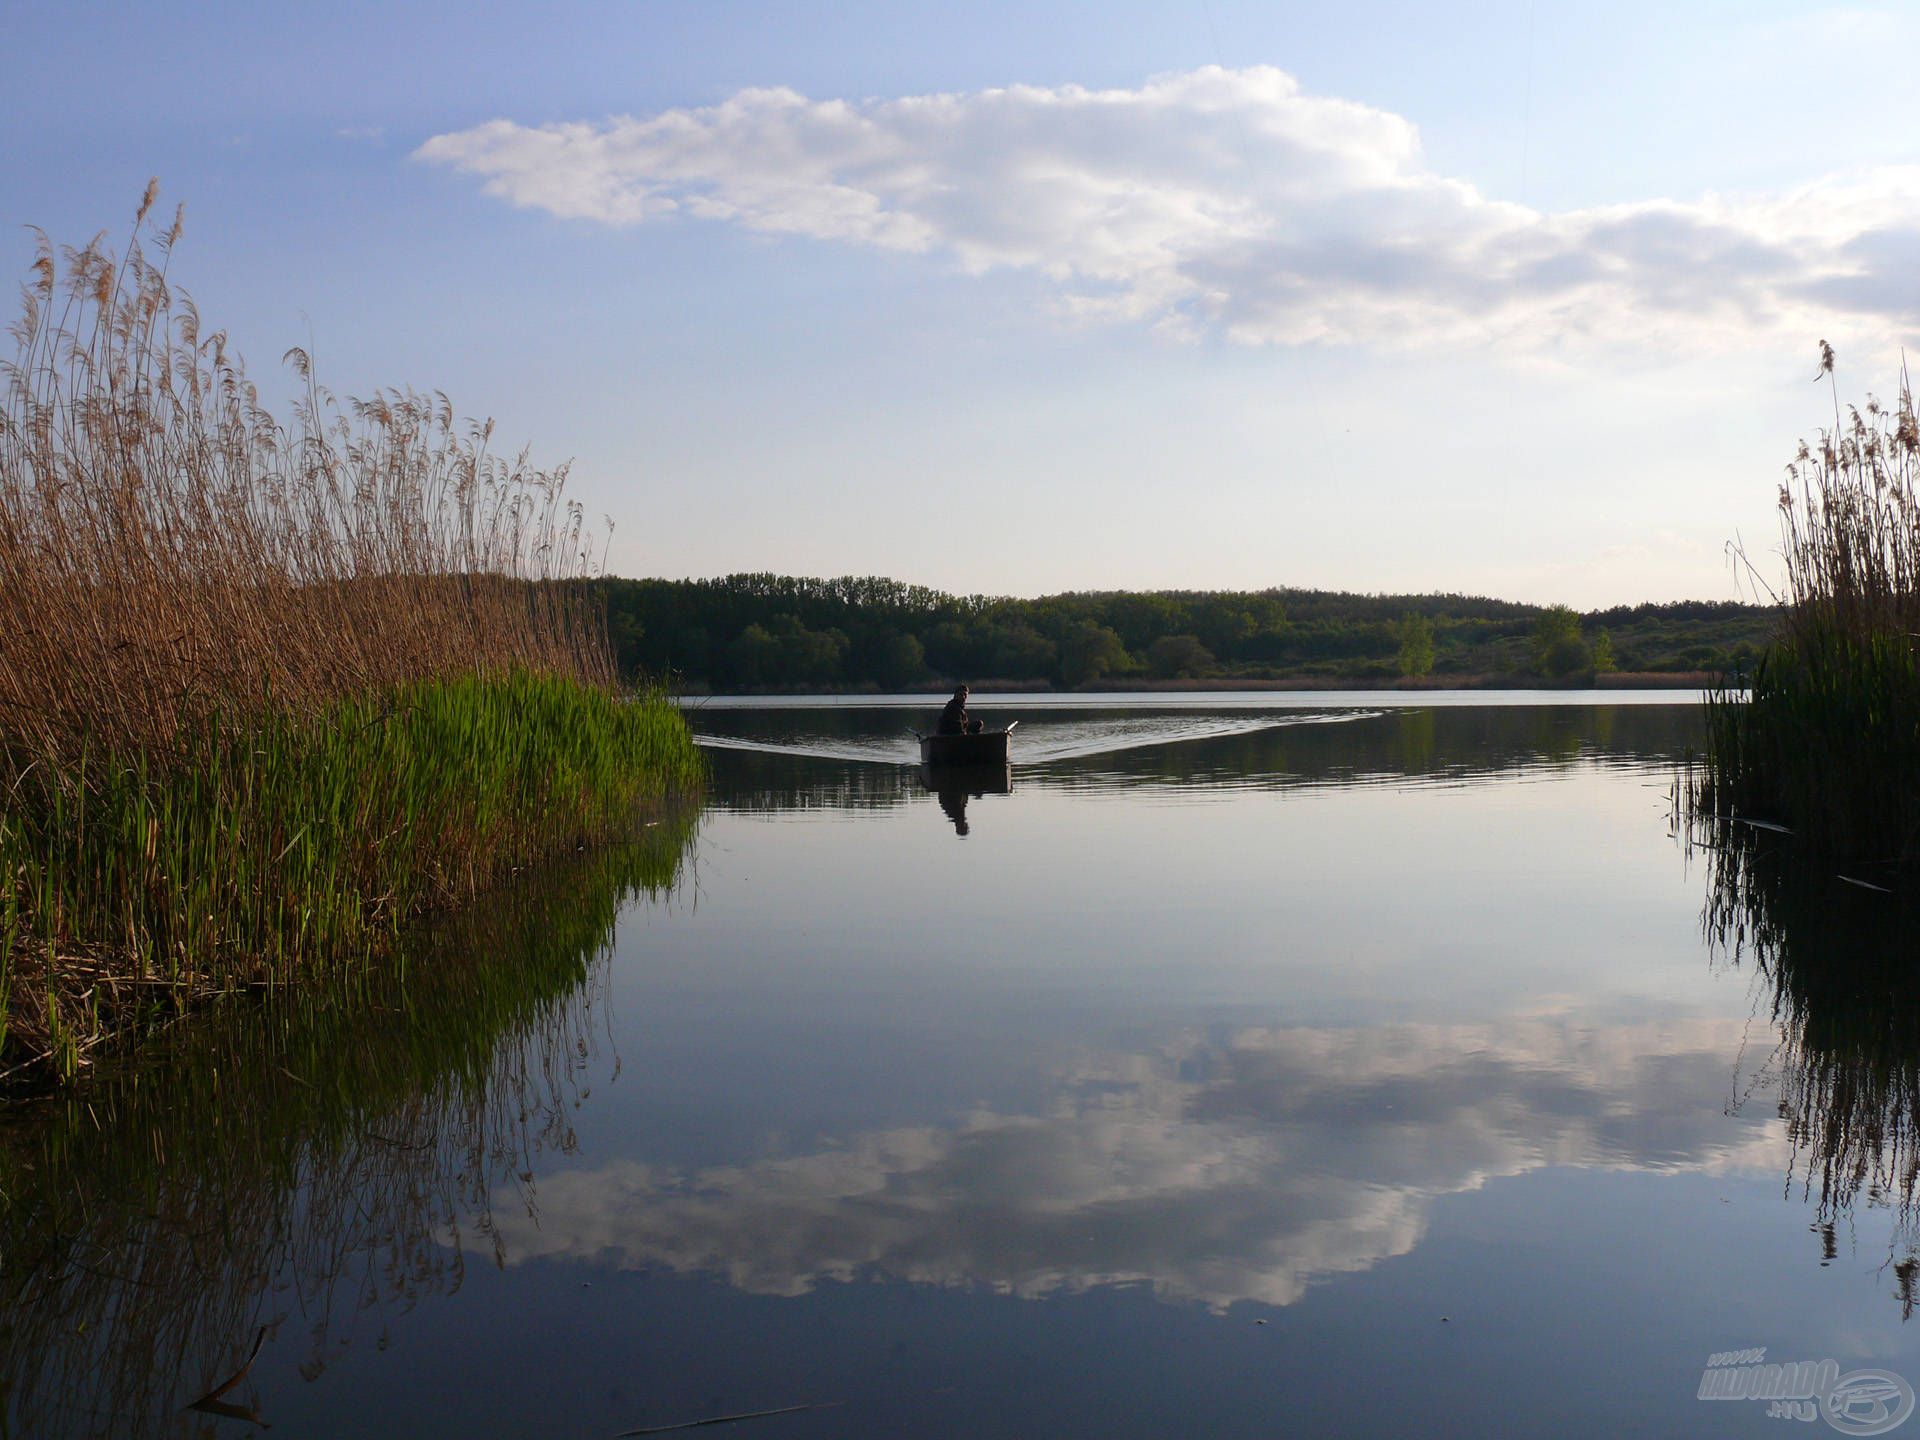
top-left (595, 574), bottom-right (1777, 689)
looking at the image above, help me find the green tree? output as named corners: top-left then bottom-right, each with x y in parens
top-left (1146, 634), bottom-right (1215, 679)
top-left (763, 614), bottom-right (842, 683)
top-left (986, 622), bottom-right (1057, 680)
top-left (609, 609), bottom-right (645, 673)
top-left (1108, 594), bottom-right (1181, 652)
top-left (1592, 629), bottom-right (1616, 674)
top-left (1531, 605), bottom-right (1590, 677)
top-left (1395, 611), bottom-right (1435, 678)
top-left (725, 623), bottom-right (779, 686)
top-left (922, 620), bottom-right (974, 678)
top-left (875, 631), bottom-right (927, 688)
top-left (1060, 622), bottom-right (1131, 686)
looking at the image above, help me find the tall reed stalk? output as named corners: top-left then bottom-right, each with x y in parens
top-left (0, 188), bottom-right (701, 1081)
top-left (1699, 349), bottom-right (1920, 871)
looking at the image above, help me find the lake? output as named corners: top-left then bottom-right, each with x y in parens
top-left (4, 694), bottom-right (1915, 1438)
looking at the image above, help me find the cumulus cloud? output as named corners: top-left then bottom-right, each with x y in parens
top-left (485, 1016), bottom-right (1784, 1310)
top-left (415, 67), bottom-right (1920, 351)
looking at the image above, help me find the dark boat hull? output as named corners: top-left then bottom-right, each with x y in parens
top-left (919, 729), bottom-right (1014, 766)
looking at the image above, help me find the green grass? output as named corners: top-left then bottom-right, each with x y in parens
top-left (0, 669), bottom-right (702, 1081)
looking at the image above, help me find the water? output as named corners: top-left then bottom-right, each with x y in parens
top-left (3, 696), bottom-right (1914, 1438)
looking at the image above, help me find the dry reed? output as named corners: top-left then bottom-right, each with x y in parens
top-left (0, 188), bottom-right (700, 1081)
top-left (0, 185), bottom-right (608, 768)
top-left (1700, 349), bottom-right (1920, 868)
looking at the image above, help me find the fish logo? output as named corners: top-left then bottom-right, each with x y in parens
top-left (1822, 1369), bottom-right (1916, 1436)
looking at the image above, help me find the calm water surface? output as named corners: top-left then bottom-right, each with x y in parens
top-left (4, 696), bottom-right (1914, 1437)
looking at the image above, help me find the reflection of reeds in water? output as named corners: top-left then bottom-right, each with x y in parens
top-left (1691, 805), bottom-right (1920, 1313)
top-left (0, 810), bottom-right (695, 1436)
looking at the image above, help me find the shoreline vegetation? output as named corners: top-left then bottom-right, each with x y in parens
top-left (599, 575), bottom-right (1773, 694)
top-left (675, 670), bottom-right (1718, 696)
top-left (1696, 350), bottom-right (1920, 878)
top-left (0, 191), bottom-right (700, 1086)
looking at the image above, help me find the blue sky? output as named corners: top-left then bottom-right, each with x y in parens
top-left (7, 2), bottom-right (1920, 605)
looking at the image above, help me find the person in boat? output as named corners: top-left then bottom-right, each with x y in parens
top-left (937, 684), bottom-right (984, 736)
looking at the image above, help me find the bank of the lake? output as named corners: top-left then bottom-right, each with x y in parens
top-left (682, 686), bottom-right (1717, 711)
top-left (0, 673), bottom-right (703, 1084)
top-left (677, 670), bottom-right (1719, 697)
top-left (1697, 366), bottom-right (1920, 879)
top-left (604, 574), bottom-right (1772, 692)
top-left (0, 202), bottom-right (703, 1085)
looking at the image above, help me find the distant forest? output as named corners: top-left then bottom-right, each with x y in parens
top-left (595, 574), bottom-right (1778, 690)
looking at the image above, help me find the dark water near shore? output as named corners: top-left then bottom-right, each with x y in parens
top-left (4, 697), bottom-right (1917, 1437)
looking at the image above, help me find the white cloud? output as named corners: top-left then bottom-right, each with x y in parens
top-left (416, 67), bottom-right (1920, 352)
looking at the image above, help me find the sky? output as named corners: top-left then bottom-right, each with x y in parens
top-left (6, 1), bottom-right (1920, 607)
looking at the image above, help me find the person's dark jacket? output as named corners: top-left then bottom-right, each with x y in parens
top-left (937, 695), bottom-right (969, 734)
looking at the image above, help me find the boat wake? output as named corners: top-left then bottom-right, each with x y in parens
top-left (1017, 711), bottom-right (1379, 762)
top-left (692, 710), bottom-right (1381, 767)
top-left (691, 735), bottom-right (915, 765)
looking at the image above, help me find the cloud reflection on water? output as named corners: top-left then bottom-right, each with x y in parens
top-left (491, 1015), bottom-right (1782, 1310)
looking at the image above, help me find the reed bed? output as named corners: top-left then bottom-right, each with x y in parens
top-left (0, 189), bottom-right (701, 1081)
top-left (1698, 351), bottom-right (1920, 871)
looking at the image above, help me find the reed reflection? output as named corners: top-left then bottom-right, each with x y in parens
top-left (0, 813), bottom-right (696, 1438)
top-left (1692, 806), bottom-right (1920, 1314)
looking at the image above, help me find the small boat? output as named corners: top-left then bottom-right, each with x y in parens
top-left (918, 721), bottom-right (1017, 767)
